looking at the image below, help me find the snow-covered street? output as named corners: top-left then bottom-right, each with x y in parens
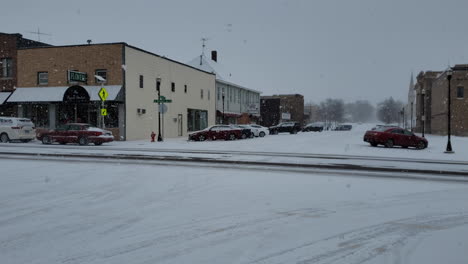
top-left (1, 158), bottom-right (468, 264)
top-left (1, 123), bottom-right (468, 263)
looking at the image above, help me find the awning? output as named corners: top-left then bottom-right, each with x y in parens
top-left (7, 85), bottom-right (122, 103)
top-left (0, 92), bottom-right (12, 105)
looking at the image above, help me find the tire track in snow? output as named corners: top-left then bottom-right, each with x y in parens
top-left (249, 213), bottom-right (468, 264)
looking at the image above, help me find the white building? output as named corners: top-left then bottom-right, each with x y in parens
top-left (7, 43), bottom-right (216, 140)
top-left (187, 52), bottom-right (261, 124)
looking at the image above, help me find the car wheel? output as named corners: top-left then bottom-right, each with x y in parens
top-left (249, 133), bottom-right (254, 138)
top-left (370, 142), bottom-right (378, 147)
top-left (59, 141), bottom-right (66, 145)
top-left (384, 139), bottom-right (394, 148)
top-left (78, 137), bottom-right (89, 146)
top-left (259, 131), bottom-right (266, 137)
top-left (417, 141), bottom-right (427, 149)
top-left (42, 136), bottom-right (51, 145)
top-left (291, 129), bottom-right (297, 134)
top-left (199, 135), bottom-right (206, 141)
top-left (94, 142), bottom-right (103, 146)
top-left (229, 134), bottom-right (236, 140)
top-left (241, 133), bottom-right (247, 139)
top-left (0, 133), bottom-right (10, 143)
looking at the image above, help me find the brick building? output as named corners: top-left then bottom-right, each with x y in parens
top-left (5, 42), bottom-right (215, 140)
top-left (414, 65), bottom-right (468, 137)
top-left (414, 71), bottom-right (440, 134)
top-left (260, 94), bottom-right (304, 127)
top-left (0, 32), bottom-right (50, 115)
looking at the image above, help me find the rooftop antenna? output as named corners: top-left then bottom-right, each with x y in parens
top-left (27, 28), bottom-right (52, 42)
top-left (201, 37), bottom-right (209, 56)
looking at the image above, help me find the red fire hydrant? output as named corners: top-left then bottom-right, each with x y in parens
top-left (151, 131), bottom-right (156, 142)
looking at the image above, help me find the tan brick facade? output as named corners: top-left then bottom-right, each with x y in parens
top-left (17, 43), bottom-right (124, 87)
top-left (430, 67), bottom-right (468, 136)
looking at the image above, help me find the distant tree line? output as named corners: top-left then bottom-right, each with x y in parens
top-left (311, 97), bottom-right (404, 126)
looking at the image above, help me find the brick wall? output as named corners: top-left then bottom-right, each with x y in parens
top-left (17, 43), bottom-right (124, 87)
top-left (0, 34), bottom-right (18, 91)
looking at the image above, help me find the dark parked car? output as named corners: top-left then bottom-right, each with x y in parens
top-left (334, 124), bottom-right (352, 131)
top-left (363, 126), bottom-right (428, 149)
top-left (269, 122), bottom-right (302, 135)
top-left (302, 123), bottom-right (324, 132)
top-left (188, 125), bottom-right (242, 141)
top-left (37, 123), bottom-right (114, 146)
top-left (230, 125), bottom-right (254, 139)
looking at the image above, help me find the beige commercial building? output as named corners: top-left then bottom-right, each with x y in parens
top-left (7, 43), bottom-right (216, 140)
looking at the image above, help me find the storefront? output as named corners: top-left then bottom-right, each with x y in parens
top-left (6, 85), bottom-right (124, 139)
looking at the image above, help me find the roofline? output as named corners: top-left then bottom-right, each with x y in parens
top-left (216, 79), bottom-right (262, 94)
top-left (18, 42), bottom-right (215, 76)
top-left (18, 42), bottom-right (127, 50)
top-left (125, 44), bottom-right (215, 76)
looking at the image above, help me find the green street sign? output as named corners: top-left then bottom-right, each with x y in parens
top-left (99, 87), bottom-right (109, 101)
top-left (153, 96), bottom-right (172, 103)
top-left (68, 70), bottom-right (87, 83)
top-left (101, 108), bottom-right (107, 116)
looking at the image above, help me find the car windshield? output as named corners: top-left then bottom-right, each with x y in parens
top-left (2, 2), bottom-right (468, 264)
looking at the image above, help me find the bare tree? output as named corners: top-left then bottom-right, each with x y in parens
top-left (345, 100), bottom-right (375, 123)
top-left (318, 98), bottom-right (345, 129)
top-left (377, 97), bottom-right (403, 124)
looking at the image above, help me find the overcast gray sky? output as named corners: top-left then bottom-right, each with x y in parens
top-left (3, 0), bottom-right (468, 104)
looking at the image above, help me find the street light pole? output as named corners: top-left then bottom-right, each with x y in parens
top-left (157, 78), bottom-right (163, 142)
top-left (421, 89), bottom-right (425, 138)
top-left (445, 69), bottom-right (454, 153)
top-left (222, 91), bottom-right (225, 124)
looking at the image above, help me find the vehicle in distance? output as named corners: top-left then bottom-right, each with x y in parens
top-left (188, 125), bottom-right (242, 141)
top-left (334, 124), bottom-right (353, 131)
top-left (37, 123), bottom-right (114, 146)
top-left (0, 117), bottom-right (36, 143)
top-left (248, 124), bottom-right (269, 137)
top-left (230, 125), bottom-right (254, 139)
top-left (302, 122), bottom-right (324, 132)
top-left (363, 126), bottom-right (428, 149)
top-left (269, 122), bottom-right (302, 135)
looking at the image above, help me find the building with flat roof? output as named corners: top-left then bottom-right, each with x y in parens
top-left (5, 42), bottom-right (216, 140)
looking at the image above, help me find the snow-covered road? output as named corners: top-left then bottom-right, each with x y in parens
top-left (1, 158), bottom-right (467, 264)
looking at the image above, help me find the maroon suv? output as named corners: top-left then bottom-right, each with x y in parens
top-left (188, 125), bottom-right (242, 141)
top-left (363, 126), bottom-right (428, 149)
top-left (37, 123), bottom-right (114, 146)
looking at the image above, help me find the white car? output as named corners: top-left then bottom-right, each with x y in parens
top-left (247, 124), bottom-right (269, 137)
top-left (0, 117), bottom-right (36, 143)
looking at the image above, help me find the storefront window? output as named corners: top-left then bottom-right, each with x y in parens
top-left (22, 104), bottom-right (49, 128)
top-left (187, 108), bottom-right (208, 131)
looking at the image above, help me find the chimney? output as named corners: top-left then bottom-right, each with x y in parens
top-left (211, 50), bottom-right (217, 62)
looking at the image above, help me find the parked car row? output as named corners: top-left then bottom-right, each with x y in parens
top-left (0, 117), bottom-right (114, 145)
top-left (188, 124), bottom-right (269, 141)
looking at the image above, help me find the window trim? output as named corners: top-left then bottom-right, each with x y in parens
top-left (37, 71), bottom-right (49, 85)
top-left (139, 75), bottom-right (144, 88)
top-left (1, 57), bottom-right (13, 78)
top-left (94, 69), bottom-right (108, 84)
top-left (171, 82), bottom-right (175, 92)
top-left (456, 86), bottom-right (464, 98)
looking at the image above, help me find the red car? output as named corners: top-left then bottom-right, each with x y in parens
top-left (188, 125), bottom-right (242, 141)
top-left (363, 126), bottom-right (428, 149)
top-left (37, 123), bottom-right (114, 146)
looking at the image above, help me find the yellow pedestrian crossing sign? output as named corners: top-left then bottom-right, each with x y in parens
top-left (99, 87), bottom-right (109, 101)
top-left (101, 108), bottom-right (107, 116)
